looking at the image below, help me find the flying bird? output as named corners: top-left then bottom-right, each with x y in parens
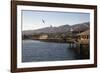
top-left (42, 19), bottom-right (45, 24)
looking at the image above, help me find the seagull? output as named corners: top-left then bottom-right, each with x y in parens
top-left (42, 19), bottom-right (45, 24)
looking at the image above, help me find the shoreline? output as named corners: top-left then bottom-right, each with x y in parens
top-left (22, 38), bottom-right (75, 43)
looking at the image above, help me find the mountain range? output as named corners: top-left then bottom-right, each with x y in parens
top-left (22, 22), bottom-right (90, 35)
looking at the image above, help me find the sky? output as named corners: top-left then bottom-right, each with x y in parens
top-left (22, 10), bottom-right (90, 30)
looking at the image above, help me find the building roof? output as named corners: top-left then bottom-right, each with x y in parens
top-left (77, 30), bottom-right (89, 36)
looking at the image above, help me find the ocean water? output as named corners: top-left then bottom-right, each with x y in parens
top-left (22, 40), bottom-right (78, 62)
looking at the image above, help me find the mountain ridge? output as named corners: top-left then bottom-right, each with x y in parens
top-left (22, 22), bottom-right (90, 35)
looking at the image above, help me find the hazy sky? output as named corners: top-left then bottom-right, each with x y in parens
top-left (22, 10), bottom-right (90, 30)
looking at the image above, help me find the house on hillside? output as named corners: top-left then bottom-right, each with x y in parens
top-left (77, 30), bottom-right (90, 44)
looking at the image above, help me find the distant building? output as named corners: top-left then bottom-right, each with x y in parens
top-left (50, 25), bottom-right (52, 28)
top-left (39, 34), bottom-right (48, 39)
top-left (77, 30), bottom-right (89, 44)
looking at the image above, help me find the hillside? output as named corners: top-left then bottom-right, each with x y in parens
top-left (22, 22), bottom-right (89, 35)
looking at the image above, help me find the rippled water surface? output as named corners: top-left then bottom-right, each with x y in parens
top-left (22, 40), bottom-right (78, 62)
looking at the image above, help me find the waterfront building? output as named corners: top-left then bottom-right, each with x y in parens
top-left (39, 34), bottom-right (48, 39)
top-left (77, 30), bottom-right (89, 44)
